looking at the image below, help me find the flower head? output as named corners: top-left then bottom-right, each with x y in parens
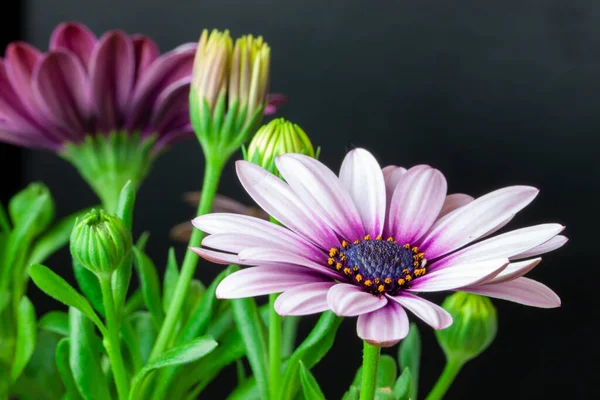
top-left (190, 29), bottom-right (271, 164)
top-left (245, 118), bottom-right (315, 176)
top-left (70, 209), bottom-right (132, 276)
top-left (192, 148), bottom-right (565, 347)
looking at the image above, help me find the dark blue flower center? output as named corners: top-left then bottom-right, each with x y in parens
top-left (327, 236), bottom-right (427, 295)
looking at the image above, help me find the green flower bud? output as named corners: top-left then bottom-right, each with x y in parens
top-left (245, 118), bottom-right (315, 176)
top-left (9, 182), bottom-right (55, 236)
top-left (435, 292), bottom-right (498, 363)
top-left (70, 209), bottom-right (132, 276)
top-left (190, 29), bottom-right (270, 162)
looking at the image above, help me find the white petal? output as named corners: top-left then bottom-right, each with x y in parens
top-left (275, 153), bottom-right (365, 241)
top-left (461, 277), bottom-right (560, 308)
top-left (407, 258), bottom-right (509, 292)
top-left (438, 193), bottom-right (474, 218)
top-left (419, 186), bottom-right (539, 259)
top-left (235, 160), bottom-right (339, 249)
top-left (487, 258), bottom-right (542, 284)
top-left (357, 301), bottom-right (410, 347)
top-left (388, 293), bottom-right (452, 329)
top-left (388, 166), bottom-right (447, 244)
top-left (339, 148), bottom-right (386, 237)
top-left (511, 235), bottom-right (568, 260)
top-left (274, 282), bottom-right (335, 316)
top-left (326, 283), bottom-right (388, 316)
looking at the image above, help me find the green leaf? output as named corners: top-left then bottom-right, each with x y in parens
top-left (374, 388), bottom-right (397, 400)
top-left (129, 311), bottom-right (157, 365)
top-left (73, 259), bottom-right (105, 316)
top-left (342, 386), bottom-right (360, 400)
top-left (393, 367), bottom-right (412, 400)
top-left (352, 355), bottom-right (398, 389)
top-left (123, 289), bottom-right (144, 316)
top-left (29, 264), bottom-right (106, 335)
top-left (399, 323), bottom-right (421, 400)
top-left (68, 308), bottom-right (111, 400)
top-left (56, 338), bottom-right (83, 400)
top-left (28, 207), bottom-right (92, 265)
top-left (299, 361), bottom-right (326, 400)
top-left (0, 200), bottom-right (10, 233)
top-left (130, 336), bottom-right (218, 398)
top-left (135, 231), bottom-right (150, 252)
top-left (112, 181), bottom-right (136, 316)
top-left (231, 297), bottom-right (269, 400)
top-left (178, 265), bottom-right (238, 344)
top-left (20, 330), bottom-right (63, 400)
top-left (39, 311), bottom-right (69, 336)
top-left (121, 318), bottom-right (143, 373)
top-left (11, 296), bottom-right (37, 382)
top-left (162, 248), bottom-right (179, 314)
top-left (132, 247), bottom-right (164, 328)
top-left (279, 311), bottom-right (343, 400)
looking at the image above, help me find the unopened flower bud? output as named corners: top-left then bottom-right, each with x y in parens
top-left (435, 292), bottom-right (498, 363)
top-left (190, 29), bottom-right (270, 161)
top-left (9, 182), bottom-right (55, 236)
top-left (245, 118), bottom-right (315, 175)
top-left (70, 209), bottom-right (132, 276)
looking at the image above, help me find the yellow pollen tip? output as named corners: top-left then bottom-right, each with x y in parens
top-left (418, 252), bottom-right (425, 259)
top-left (341, 255), bottom-right (347, 261)
top-left (353, 266), bottom-right (359, 271)
top-left (397, 278), bottom-right (405, 286)
top-left (364, 280), bottom-right (373, 287)
top-left (374, 278), bottom-right (380, 284)
top-left (364, 235), bottom-right (371, 240)
top-left (387, 237), bottom-right (395, 242)
top-left (353, 239), bottom-right (360, 245)
top-left (355, 274), bottom-right (363, 282)
top-left (327, 258), bottom-right (334, 265)
top-left (413, 261), bottom-right (420, 267)
top-left (343, 267), bottom-right (351, 275)
top-left (336, 263), bottom-right (343, 270)
top-left (342, 240), bottom-right (349, 248)
top-left (402, 269), bottom-right (409, 275)
top-left (329, 248), bottom-right (338, 257)
top-left (412, 246), bottom-right (419, 253)
top-left (403, 243), bottom-right (411, 249)
top-left (377, 285), bottom-right (385, 293)
top-left (405, 275), bottom-right (412, 282)
top-left (384, 277), bottom-right (392, 284)
top-left (376, 235), bottom-right (382, 240)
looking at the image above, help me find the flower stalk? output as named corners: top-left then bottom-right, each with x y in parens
top-left (424, 357), bottom-right (464, 400)
top-left (359, 341), bottom-right (381, 400)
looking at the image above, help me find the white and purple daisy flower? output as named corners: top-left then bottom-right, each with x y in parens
top-left (192, 149), bottom-right (565, 346)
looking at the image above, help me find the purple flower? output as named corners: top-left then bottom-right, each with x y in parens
top-left (192, 148), bottom-right (565, 347)
top-left (0, 22), bottom-right (285, 152)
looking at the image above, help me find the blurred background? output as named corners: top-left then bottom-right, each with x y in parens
top-left (1, 0), bottom-right (598, 398)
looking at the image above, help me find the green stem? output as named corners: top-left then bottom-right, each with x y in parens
top-left (99, 274), bottom-right (130, 400)
top-left (359, 341), bottom-right (381, 400)
top-left (269, 293), bottom-right (281, 399)
top-left (424, 357), bottom-right (465, 400)
top-left (148, 159), bottom-right (223, 361)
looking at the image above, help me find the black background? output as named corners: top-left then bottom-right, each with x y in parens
top-left (1, 0), bottom-right (598, 398)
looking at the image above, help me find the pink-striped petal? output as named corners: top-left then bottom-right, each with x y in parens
top-left (389, 166), bottom-right (447, 244)
top-left (4, 42), bottom-right (42, 115)
top-left (132, 35), bottom-right (160, 82)
top-left (49, 22), bottom-right (97, 68)
top-left (238, 247), bottom-right (342, 280)
top-left (33, 51), bottom-right (90, 139)
top-left (339, 148), bottom-right (386, 237)
top-left (192, 213), bottom-right (321, 261)
top-left (419, 186), bottom-right (539, 259)
top-left (276, 153), bottom-right (365, 241)
top-left (89, 30), bottom-right (135, 131)
top-left (511, 235), bottom-right (568, 260)
top-left (461, 277), bottom-right (560, 308)
top-left (487, 258), bottom-right (542, 284)
top-left (357, 301), bottom-right (410, 347)
top-left (327, 284), bottom-right (387, 317)
top-left (431, 224), bottom-right (564, 270)
top-left (216, 266), bottom-right (327, 299)
top-left (235, 160), bottom-right (339, 250)
top-left (382, 165), bottom-right (407, 195)
top-left (190, 247), bottom-right (241, 265)
top-left (407, 258), bottom-right (509, 292)
top-left (389, 293), bottom-right (452, 329)
top-left (275, 282), bottom-right (335, 316)
top-left (438, 193), bottom-right (474, 218)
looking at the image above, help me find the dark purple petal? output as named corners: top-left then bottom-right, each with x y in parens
top-left (132, 35), bottom-right (160, 82)
top-left (89, 30), bottom-right (135, 131)
top-left (126, 43), bottom-right (195, 131)
top-left (0, 122), bottom-right (58, 150)
top-left (33, 51), bottom-right (90, 140)
top-left (264, 93), bottom-right (287, 115)
top-left (49, 22), bottom-right (97, 69)
top-left (4, 42), bottom-right (42, 115)
top-left (150, 79), bottom-right (190, 134)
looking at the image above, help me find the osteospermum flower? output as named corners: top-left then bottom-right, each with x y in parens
top-left (192, 149), bottom-right (565, 346)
